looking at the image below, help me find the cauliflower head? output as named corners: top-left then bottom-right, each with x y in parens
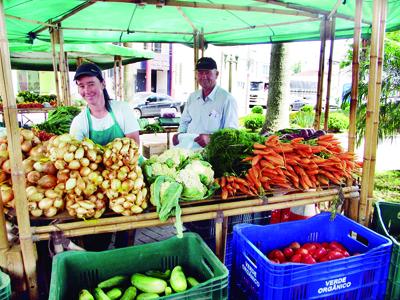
top-left (176, 168), bottom-right (207, 199)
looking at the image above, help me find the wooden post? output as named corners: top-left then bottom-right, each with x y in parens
top-left (348, 0), bottom-right (363, 221)
top-left (323, 18), bottom-right (336, 130)
top-left (313, 17), bottom-right (327, 130)
top-left (0, 192), bottom-right (9, 267)
top-left (113, 57), bottom-right (118, 98)
top-left (359, 0), bottom-right (382, 224)
top-left (194, 31), bottom-right (199, 90)
top-left (200, 29), bottom-right (205, 57)
top-left (64, 51), bottom-right (71, 105)
top-left (366, 0), bottom-right (387, 221)
top-left (57, 25), bottom-right (69, 106)
top-left (0, 1), bottom-right (39, 298)
top-left (117, 56), bottom-right (123, 100)
top-left (49, 28), bottom-right (61, 107)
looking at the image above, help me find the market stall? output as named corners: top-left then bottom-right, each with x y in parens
top-left (0, 0), bottom-right (395, 299)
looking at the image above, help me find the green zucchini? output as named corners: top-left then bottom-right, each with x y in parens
top-left (170, 266), bottom-right (187, 293)
top-left (120, 286), bottom-right (137, 300)
top-left (78, 289), bottom-right (94, 300)
top-left (145, 269), bottom-right (171, 280)
top-left (93, 287), bottom-right (111, 300)
top-left (106, 287), bottom-right (122, 300)
top-left (136, 293), bottom-right (160, 300)
top-left (131, 273), bottom-right (167, 294)
top-left (98, 275), bottom-right (128, 289)
top-left (164, 286), bottom-right (173, 296)
top-left (187, 276), bottom-right (200, 287)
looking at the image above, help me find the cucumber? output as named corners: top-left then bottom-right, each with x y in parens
top-left (131, 273), bottom-right (167, 294)
top-left (98, 275), bottom-right (128, 289)
top-left (106, 287), bottom-right (122, 300)
top-left (120, 286), bottom-right (137, 300)
top-left (136, 293), bottom-right (160, 300)
top-left (187, 276), bottom-right (200, 287)
top-left (170, 266), bottom-right (187, 293)
top-left (93, 287), bottom-right (111, 300)
top-left (145, 269), bottom-right (171, 280)
top-left (79, 289), bottom-right (94, 300)
top-left (164, 286), bottom-right (172, 296)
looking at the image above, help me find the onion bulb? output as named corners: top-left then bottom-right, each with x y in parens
top-left (37, 175), bottom-right (57, 189)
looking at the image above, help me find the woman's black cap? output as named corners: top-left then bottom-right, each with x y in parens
top-left (74, 63), bottom-right (104, 81)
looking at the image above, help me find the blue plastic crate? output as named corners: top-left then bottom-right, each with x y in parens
top-left (231, 212), bottom-right (392, 300)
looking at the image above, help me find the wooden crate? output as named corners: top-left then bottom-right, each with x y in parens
top-left (142, 143), bottom-right (167, 158)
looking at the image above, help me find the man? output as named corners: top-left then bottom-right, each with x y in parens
top-left (173, 57), bottom-right (238, 147)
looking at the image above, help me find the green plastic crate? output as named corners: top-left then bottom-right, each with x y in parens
top-left (0, 270), bottom-right (11, 300)
top-left (372, 201), bottom-right (400, 300)
top-left (49, 232), bottom-right (228, 300)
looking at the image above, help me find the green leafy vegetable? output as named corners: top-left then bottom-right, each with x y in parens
top-left (203, 128), bottom-right (266, 177)
top-left (35, 106), bottom-right (81, 135)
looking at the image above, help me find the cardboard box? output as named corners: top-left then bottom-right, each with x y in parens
top-left (142, 143), bottom-right (167, 158)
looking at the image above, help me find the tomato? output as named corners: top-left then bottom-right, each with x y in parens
top-left (290, 253), bottom-right (302, 263)
top-left (268, 249), bottom-right (286, 263)
top-left (301, 254), bottom-right (316, 264)
top-left (329, 241), bottom-right (346, 251)
top-left (295, 248), bottom-right (309, 256)
top-left (327, 250), bottom-right (345, 261)
top-left (271, 258), bottom-right (280, 264)
top-left (289, 242), bottom-right (301, 250)
top-left (313, 247), bottom-right (328, 260)
top-left (321, 242), bottom-right (329, 249)
top-left (283, 247), bottom-right (294, 259)
top-left (341, 251), bottom-right (350, 257)
top-left (303, 243), bottom-right (317, 255)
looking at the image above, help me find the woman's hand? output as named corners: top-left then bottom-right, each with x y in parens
top-left (194, 134), bottom-right (210, 147)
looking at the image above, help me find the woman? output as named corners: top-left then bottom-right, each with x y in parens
top-left (70, 62), bottom-right (140, 146)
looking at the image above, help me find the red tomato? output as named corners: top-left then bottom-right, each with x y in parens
top-left (341, 251), bottom-right (350, 257)
top-left (303, 243), bottom-right (317, 255)
top-left (327, 250), bottom-right (345, 261)
top-left (290, 253), bottom-right (302, 263)
top-left (271, 258), bottom-right (280, 264)
top-left (295, 248), bottom-right (309, 256)
top-left (283, 247), bottom-right (294, 259)
top-left (329, 241), bottom-right (346, 251)
top-left (289, 241), bottom-right (301, 250)
top-left (268, 249), bottom-right (286, 263)
top-left (321, 242), bottom-right (329, 249)
top-left (302, 254), bottom-right (316, 264)
top-left (319, 255), bottom-right (330, 262)
top-left (313, 247), bottom-right (328, 260)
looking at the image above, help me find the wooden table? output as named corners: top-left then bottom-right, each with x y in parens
top-left (140, 126), bottom-right (178, 149)
top-left (0, 107), bottom-right (56, 126)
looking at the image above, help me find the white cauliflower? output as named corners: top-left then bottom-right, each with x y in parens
top-left (176, 168), bottom-right (207, 199)
top-left (151, 162), bottom-right (177, 179)
top-left (157, 148), bottom-right (191, 167)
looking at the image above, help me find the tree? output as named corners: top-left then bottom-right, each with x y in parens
top-left (341, 32), bottom-right (400, 145)
top-left (261, 43), bottom-right (291, 133)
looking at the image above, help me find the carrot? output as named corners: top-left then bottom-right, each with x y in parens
top-left (221, 187), bottom-right (228, 200)
top-left (265, 155), bottom-right (284, 166)
top-left (305, 169), bottom-right (319, 175)
top-left (266, 135), bottom-right (279, 144)
top-left (259, 176), bottom-right (270, 183)
top-left (253, 149), bottom-right (273, 155)
top-left (226, 176), bottom-right (235, 183)
top-left (234, 177), bottom-right (249, 186)
top-left (290, 137), bottom-right (304, 143)
top-left (252, 154), bottom-right (262, 166)
top-left (318, 133), bottom-right (335, 141)
top-left (317, 140), bottom-right (332, 147)
top-left (242, 156), bottom-right (253, 162)
top-left (262, 182), bottom-right (271, 191)
top-left (253, 143), bottom-right (267, 150)
top-left (220, 176), bottom-right (226, 187)
top-left (299, 178), bottom-right (310, 190)
top-left (310, 145), bottom-right (327, 153)
top-left (273, 182), bottom-right (292, 189)
top-left (317, 175), bottom-right (329, 185)
top-left (260, 160), bottom-right (275, 169)
top-left (274, 144), bottom-right (294, 153)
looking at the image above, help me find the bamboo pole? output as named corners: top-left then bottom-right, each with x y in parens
top-left (314, 18), bottom-right (327, 130)
top-left (348, 0), bottom-right (362, 221)
top-left (0, 191), bottom-right (9, 267)
top-left (32, 192), bottom-right (359, 241)
top-left (0, 1), bottom-right (39, 298)
top-left (366, 0), bottom-right (387, 222)
top-left (58, 26), bottom-right (70, 106)
top-left (118, 56), bottom-right (123, 100)
top-left (359, 0), bottom-right (382, 224)
top-left (64, 51), bottom-right (71, 105)
top-left (31, 187), bottom-right (358, 239)
top-left (194, 31), bottom-right (199, 90)
top-left (113, 58), bottom-right (117, 98)
top-left (215, 212), bottom-right (223, 261)
top-left (324, 18), bottom-right (336, 130)
top-left (200, 29), bottom-right (205, 58)
top-left (49, 28), bottom-right (61, 106)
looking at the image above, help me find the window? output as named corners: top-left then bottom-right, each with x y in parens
top-left (152, 43), bottom-right (162, 53)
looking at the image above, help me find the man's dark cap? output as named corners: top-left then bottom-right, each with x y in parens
top-left (74, 63), bottom-right (104, 81)
top-left (196, 57), bottom-right (217, 70)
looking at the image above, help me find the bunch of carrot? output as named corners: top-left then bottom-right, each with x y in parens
top-left (216, 134), bottom-right (362, 199)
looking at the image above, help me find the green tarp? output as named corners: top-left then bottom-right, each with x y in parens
top-left (4, 0), bottom-right (400, 46)
top-left (8, 41), bottom-right (155, 71)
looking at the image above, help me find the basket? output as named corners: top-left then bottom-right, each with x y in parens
top-left (372, 200), bottom-right (400, 299)
top-left (0, 270), bottom-right (11, 300)
top-left (49, 232), bottom-right (228, 300)
top-left (232, 212), bottom-right (392, 300)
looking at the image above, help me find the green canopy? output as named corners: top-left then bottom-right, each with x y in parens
top-left (4, 1), bottom-right (400, 46)
top-left (8, 41), bottom-right (154, 71)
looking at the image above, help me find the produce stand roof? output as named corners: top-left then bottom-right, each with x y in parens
top-left (8, 41), bottom-right (155, 71)
top-left (4, 0), bottom-right (400, 46)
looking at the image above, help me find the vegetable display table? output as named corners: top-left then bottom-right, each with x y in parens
top-left (0, 107), bottom-right (56, 127)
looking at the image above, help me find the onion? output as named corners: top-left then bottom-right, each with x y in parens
top-left (74, 147), bottom-right (84, 160)
top-left (44, 207), bottom-right (58, 218)
top-left (27, 171), bottom-right (41, 184)
top-left (53, 198), bottom-right (64, 209)
top-left (22, 158), bottom-right (35, 173)
top-left (38, 198), bottom-right (53, 210)
top-left (111, 179), bottom-right (122, 191)
top-left (43, 162), bottom-right (57, 175)
top-left (28, 192), bottom-right (44, 202)
top-left (68, 144), bottom-right (77, 153)
top-left (45, 190), bottom-right (59, 199)
top-left (0, 185), bottom-right (14, 203)
top-left (20, 129), bottom-right (34, 141)
top-left (30, 208), bottom-right (43, 217)
top-left (26, 186), bottom-right (38, 198)
top-left (57, 169), bottom-right (70, 183)
top-left (80, 166), bottom-right (91, 177)
top-left (2, 160), bottom-right (11, 174)
top-left (89, 163), bottom-right (98, 171)
top-left (68, 160), bottom-right (81, 170)
top-left (54, 160), bottom-right (67, 170)
top-left (37, 175), bottom-right (57, 189)
top-left (0, 170), bottom-right (8, 183)
top-left (87, 149), bottom-right (97, 162)
top-left (63, 152), bottom-right (74, 163)
top-left (33, 161), bottom-right (45, 172)
top-left (79, 157), bottom-right (90, 167)
top-left (65, 178), bottom-right (77, 190)
top-left (21, 140), bottom-right (33, 153)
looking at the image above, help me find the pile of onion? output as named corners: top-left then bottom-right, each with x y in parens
top-left (102, 138), bottom-right (148, 216)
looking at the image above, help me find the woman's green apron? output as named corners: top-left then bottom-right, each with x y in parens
top-left (86, 107), bottom-right (124, 146)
